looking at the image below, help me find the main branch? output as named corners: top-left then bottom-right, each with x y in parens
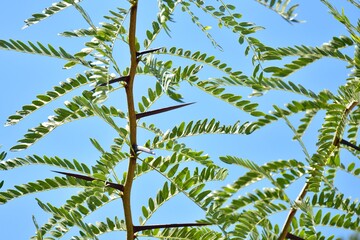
top-left (123, 1), bottom-right (139, 240)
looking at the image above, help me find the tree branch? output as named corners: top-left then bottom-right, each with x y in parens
top-left (123, 1), bottom-right (139, 239)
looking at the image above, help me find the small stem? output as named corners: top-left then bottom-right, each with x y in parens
top-left (278, 183), bottom-right (308, 240)
top-left (122, 1), bottom-right (139, 240)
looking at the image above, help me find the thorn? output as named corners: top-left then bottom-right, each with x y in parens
top-left (340, 139), bottom-right (360, 151)
top-left (52, 170), bottom-right (94, 181)
top-left (136, 47), bottom-right (163, 58)
top-left (286, 232), bottom-right (304, 240)
top-left (133, 144), bottom-right (155, 155)
top-left (133, 222), bottom-right (210, 233)
top-left (136, 102), bottom-right (195, 120)
top-left (52, 170), bottom-right (124, 191)
top-left (91, 75), bottom-right (129, 92)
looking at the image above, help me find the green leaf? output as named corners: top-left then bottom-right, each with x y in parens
top-left (314, 209), bottom-right (322, 224)
top-left (347, 162), bottom-right (355, 172)
top-left (142, 206), bottom-right (149, 218)
top-left (0, 152), bottom-right (6, 161)
top-left (264, 66), bottom-right (282, 73)
top-left (63, 61), bottom-right (77, 69)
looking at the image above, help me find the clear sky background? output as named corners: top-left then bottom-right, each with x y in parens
top-left (0, 0), bottom-right (359, 239)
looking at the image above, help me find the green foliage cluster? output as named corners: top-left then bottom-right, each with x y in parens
top-left (0, 0), bottom-right (359, 239)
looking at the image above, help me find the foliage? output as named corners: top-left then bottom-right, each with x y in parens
top-left (1, 0), bottom-right (359, 239)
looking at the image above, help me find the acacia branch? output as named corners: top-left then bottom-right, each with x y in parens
top-left (278, 183), bottom-right (308, 240)
top-left (123, 1), bottom-right (139, 239)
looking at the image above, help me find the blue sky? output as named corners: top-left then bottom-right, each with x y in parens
top-left (0, 0), bottom-right (359, 239)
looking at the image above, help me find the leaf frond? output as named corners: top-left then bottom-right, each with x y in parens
top-left (23, 0), bottom-right (83, 29)
top-left (10, 95), bottom-right (127, 151)
top-left (0, 176), bottom-right (93, 204)
top-left (5, 73), bottom-right (94, 126)
top-left (0, 39), bottom-right (91, 67)
top-left (0, 155), bottom-right (91, 174)
top-left (254, 0), bottom-right (301, 23)
top-left (211, 159), bottom-right (305, 207)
